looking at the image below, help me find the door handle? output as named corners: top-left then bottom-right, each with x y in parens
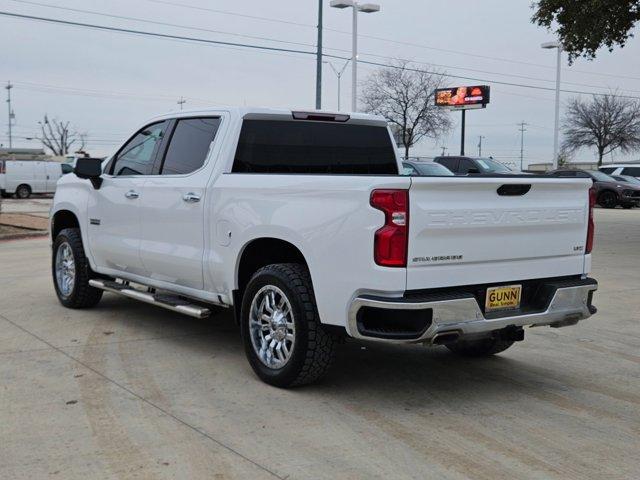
top-left (182, 192), bottom-right (201, 203)
top-left (125, 190), bottom-right (139, 199)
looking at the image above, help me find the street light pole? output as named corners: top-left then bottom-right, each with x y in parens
top-left (315, 0), bottom-right (323, 110)
top-left (330, 1), bottom-right (380, 112)
top-left (478, 135), bottom-right (485, 157)
top-left (328, 60), bottom-right (350, 110)
top-left (542, 41), bottom-right (563, 170)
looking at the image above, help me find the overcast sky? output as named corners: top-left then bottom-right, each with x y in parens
top-left (2, 0), bottom-right (640, 166)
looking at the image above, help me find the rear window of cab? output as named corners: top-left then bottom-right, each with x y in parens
top-left (232, 120), bottom-right (398, 175)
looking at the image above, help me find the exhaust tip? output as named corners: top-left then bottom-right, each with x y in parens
top-left (432, 331), bottom-right (461, 345)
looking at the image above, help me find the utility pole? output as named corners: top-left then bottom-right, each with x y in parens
top-left (440, 146), bottom-right (448, 156)
top-left (477, 135), bottom-right (485, 157)
top-left (518, 121), bottom-right (528, 171)
top-left (315, 0), bottom-right (323, 110)
top-left (6, 81), bottom-right (14, 149)
top-left (177, 96), bottom-right (186, 110)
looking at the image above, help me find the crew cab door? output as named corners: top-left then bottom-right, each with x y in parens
top-left (138, 117), bottom-right (222, 290)
top-left (87, 121), bottom-right (168, 276)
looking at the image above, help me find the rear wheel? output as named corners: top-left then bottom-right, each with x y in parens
top-left (241, 263), bottom-right (335, 387)
top-left (15, 184), bottom-right (31, 199)
top-left (52, 228), bottom-right (103, 308)
top-left (446, 337), bottom-right (515, 357)
top-left (598, 191), bottom-right (617, 209)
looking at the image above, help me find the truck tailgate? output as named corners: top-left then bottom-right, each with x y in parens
top-left (406, 176), bottom-right (591, 290)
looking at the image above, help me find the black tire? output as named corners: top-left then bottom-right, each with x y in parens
top-left (240, 263), bottom-right (335, 388)
top-left (622, 203), bottom-right (634, 209)
top-left (52, 228), bottom-right (103, 308)
top-left (598, 191), bottom-right (617, 209)
top-left (446, 337), bottom-right (515, 357)
top-left (15, 184), bottom-right (31, 199)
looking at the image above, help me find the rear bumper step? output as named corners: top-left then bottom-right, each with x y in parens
top-left (348, 278), bottom-right (597, 343)
top-left (89, 279), bottom-right (211, 319)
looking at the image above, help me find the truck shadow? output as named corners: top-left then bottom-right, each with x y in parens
top-left (90, 295), bottom-right (598, 407)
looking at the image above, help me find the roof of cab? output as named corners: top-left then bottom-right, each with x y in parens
top-left (147, 106), bottom-right (389, 125)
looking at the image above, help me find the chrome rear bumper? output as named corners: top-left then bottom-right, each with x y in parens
top-left (347, 279), bottom-right (597, 344)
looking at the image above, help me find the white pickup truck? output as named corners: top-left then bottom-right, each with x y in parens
top-left (50, 108), bottom-right (598, 387)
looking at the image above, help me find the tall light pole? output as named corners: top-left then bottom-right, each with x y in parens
top-left (330, 0), bottom-right (380, 112)
top-left (477, 135), bottom-right (485, 156)
top-left (542, 41), bottom-right (562, 170)
top-left (315, 0), bottom-right (323, 109)
top-left (327, 60), bottom-right (350, 110)
top-left (5, 81), bottom-right (14, 149)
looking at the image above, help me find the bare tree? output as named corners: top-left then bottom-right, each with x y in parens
top-left (361, 60), bottom-right (452, 159)
top-left (562, 93), bottom-right (640, 166)
top-left (37, 115), bottom-right (86, 156)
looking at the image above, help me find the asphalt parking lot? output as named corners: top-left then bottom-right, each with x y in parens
top-left (1, 208), bottom-right (639, 479)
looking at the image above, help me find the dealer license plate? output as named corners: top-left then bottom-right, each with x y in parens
top-left (485, 285), bottom-right (522, 312)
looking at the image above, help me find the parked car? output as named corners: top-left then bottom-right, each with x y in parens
top-left (548, 169), bottom-right (640, 209)
top-left (599, 164), bottom-right (640, 179)
top-left (0, 160), bottom-right (63, 198)
top-left (433, 156), bottom-right (515, 175)
top-left (50, 108), bottom-right (598, 387)
top-left (401, 160), bottom-right (453, 176)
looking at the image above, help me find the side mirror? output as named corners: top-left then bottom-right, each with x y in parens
top-left (74, 158), bottom-right (103, 189)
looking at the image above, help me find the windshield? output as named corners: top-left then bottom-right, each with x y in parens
top-left (476, 158), bottom-right (512, 173)
top-left (590, 171), bottom-right (616, 182)
top-left (413, 162), bottom-right (454, 176)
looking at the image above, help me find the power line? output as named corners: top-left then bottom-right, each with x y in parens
top-left (3, 10), bottom-right (640, 101)
top-left (139, 0), bottom-right (640, 83)
top-left (10, 0), bottom-right (639, 93)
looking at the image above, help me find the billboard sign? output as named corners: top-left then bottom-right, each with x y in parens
top-left (435, 85), bottom-right (490, 110)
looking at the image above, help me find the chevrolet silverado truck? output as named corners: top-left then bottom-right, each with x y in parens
top-left (50, 108), bottom-right (598, 387)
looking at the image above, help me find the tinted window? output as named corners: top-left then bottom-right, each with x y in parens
top-left (111, 122), bottom-right (166, 176)
top-left (599, 167), bottom-right (615, 174)
top-left (459, 158), bottom-right (478, 174)
top-left (161, 118), bottom-right (221, 175)
top-left (550, 170), bottom-right (579, 177)
top-left (476, 158), bottom-right (512, 173)
top-left (622, 167), bottom-right (640, 176)
top-left (61, 163), bottom-right (73, 174)
top-left (434, 157), bottom-right (459, 172)
top-left (232, 120), bottom-right (398, 174)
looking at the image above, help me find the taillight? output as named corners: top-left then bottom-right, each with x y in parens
top-left (586, 187), bottom-right (595, 254)
top-left (370, 189), bottom-right (409, 267)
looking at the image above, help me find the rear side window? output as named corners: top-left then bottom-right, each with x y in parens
top-left (435, 157), bottom-right (460, 172)
top-left (599, 167), bottom-right (615, 174)
top-left (161, 117), bottom-right (221, 175)
top-left (622, 167), bottom-right (640, 176)
top-left (232, 120), bottom-right (398, 174)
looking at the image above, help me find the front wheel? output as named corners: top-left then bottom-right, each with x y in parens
top-left (52, 228), bottom-right (103, 308)
top-left (241, 263), bottom-right (335, 387)
top-left (598, 191), bottom-right (617, 209)
top-left (446, 337), bottom-right (515, 357)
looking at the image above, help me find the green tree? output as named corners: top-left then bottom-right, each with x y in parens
top-left (532, 0), bottom-right (640, 63)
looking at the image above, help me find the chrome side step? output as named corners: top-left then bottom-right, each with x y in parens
top-left (89, 279), bottom-right (211, 319)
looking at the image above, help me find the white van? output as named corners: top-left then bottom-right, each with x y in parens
top-left (0, 160), bottom-right (64, 198)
